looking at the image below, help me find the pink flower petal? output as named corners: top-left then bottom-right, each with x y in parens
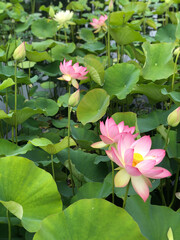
top-left (131, 175), bottom-right (150, 202)
top-left (144, 167), bottom-right (171, 179)
top-left (125, 165), bottom-right (141, 176)
top-left (144, 149), bottom-right (166, 165)
top-left (114, 169), bottom-right (130, 187)
top-left (136, 160), bottom-right (156, 174)
top-left (100, 121), bottom-right (106, 136)
top-left (100, 135), bottom-right (114, 144)
top-left (118, 121), bottom-right (124, 133)
top-left (132, 136), bottom-right (152, 157)
top-left (106, 147), bottom-right (123, 167)
top-left (124, 148), bottom-right (134, 166)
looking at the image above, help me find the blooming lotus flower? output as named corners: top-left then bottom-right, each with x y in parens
top-left (106, 134), bottom-right (171, 202)
top-left (53, 10), bottom-right (75, 28)
top-left (167, 107), bottom-right (180, 127)
top-left (90, 15), bottom-right (108, 33)
top-left (58, 60), bottom-right (88, 89)
top-left (91, 117), bottom-right (138, 149)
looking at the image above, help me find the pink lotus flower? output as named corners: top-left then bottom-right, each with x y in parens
top-left (90, 15), bottom-right (108, 33)
top-left (106, 134), bottom-right (171, 202)
top-left (91, 117), bottom-right (138, 148)
top-left (58, 60), bottom-right (88, 89)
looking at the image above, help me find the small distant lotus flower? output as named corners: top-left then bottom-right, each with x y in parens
top-left (167, 107), bottom-right (180, 127)
top-left (53, 10), bottom-right (75, 28)
top-left (58, 59), bottom-right (88, 89)
top-left (91, 117), bottom-right (138, 149)
top-left (106, 134), bottom-right (171, 202)
top-left (68, 89), bottom-right (80, 107)
top-left (90, 15), bottom-right (108, 33)
top-left (13, 42), bottom-right (26, 61)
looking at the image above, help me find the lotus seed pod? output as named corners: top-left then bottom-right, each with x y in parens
top-left (167, 107), bottom-right (180, 127)
top-left (13, 42), bottom-right (26, 61)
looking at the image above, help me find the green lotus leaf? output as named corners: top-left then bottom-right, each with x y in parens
top-left (18, 61), bottom-right (36, 69)
top-left (142, 42), bottom-right (175, 81)
top-left (26, 50), bottom-right (52, 62)
top-left (29, 136), bottom-right (76, 155)
top-left (0, 110), bottom-right (13, 120)
top-left (33, 199), bottom-right (146, 240)
top-left (3, 107), bottom-right (45, 126)
top-left (110, 11), bottom-right (134, 26)
top-left (32, 40), bottom-right (56, 52)
top-left (35, 61), bottom-right (60, 77)
top-left (0, 156), bottom-right (62, 232)
top-left (132, 83), bottom-right (169, 103)
top-left (103, 63), bottom-right (140, 100)
top-left (0, 139), bottom-right (33, 156)
top-left (0, 78), bottom-right (14, 90)
top-left (123, 2), bottom-right (148, 13)
top-left (126, 195), bottom-right (180, 240)
top-left (84, 55), bottom-right (104, 86)
top-left (175, 12), bottom-right (180, 39)
top-left (24, 98), bottom-right (59, 117)
top-left (79, 28), bottom-right (95, 42)
top-left (51, 43), bottom-right (76, 61)
top-left (31, 18), bottom-right (58, 39)
top-left (110, 25), bottom-right (145, 45)
top-left (40, 81), bottom-right (56, 89)
top-left (77, 89), bottom-right (110, 125)
top-left (81, 42), bottom-right (105, 52)
top-left (161, 88), bottom-right (180, 104)
top-left (155, 24), bottom-right (176, 42)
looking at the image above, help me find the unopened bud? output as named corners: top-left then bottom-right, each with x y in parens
top-left (68, 89), bottom-right (80, 107)
top-left (174, 47), bottom-right (180, 56)
top-left (49, 6), bottom-right (55, 18)
top-left (13, 42), bottom-right (26, 61)
top-left (109, 0), bottom-right (114, 12)
top-left (167, 107), bottom-right (180, 127)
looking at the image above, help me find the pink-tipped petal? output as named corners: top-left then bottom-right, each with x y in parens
top-left (136, 160), bottom-right (156, 174)
top-left (144, 149), bottom-right (166, 165)
top-left (132, 136), bottom-right (152, 157)
top-left (125, 165), bottom-right (142, 176)
top-left (91, 141), bottom-right (107, 149)
top-left (100, 121), bottom-right (107, 136)
top-left (131, 175), bottom-right (150, 202)
top-left (106, 147), bottom-right (123, 167)
top-left (144, 167), bottom-right (171, 179)
top-left (124, 148), bottom-right (134, 166)
top-left (118, 121), bottom-right (124, 133)
top-left (100, 135), bottom-right (114, 144)
top-left (114, 169), bottom-right (130, 187)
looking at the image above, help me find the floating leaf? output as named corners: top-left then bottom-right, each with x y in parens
top-left (103, 63), bottom-right (140, 100)
top-left (33, 199), bottom-right (146, 240)
top-left (0, 156), bottom-right (62, 232)
top-left (142, 42), bottom-right (175, 81)
top-left (77, 89), bottom-right (110, 125)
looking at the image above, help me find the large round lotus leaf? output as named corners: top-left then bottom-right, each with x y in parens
top-left (155, 24), bottom-right (176, 43)
top-left (0, 156), bottom-right (62, 232)
top-left (103, 63), bottom-right (140, 100)
top-left (0, 78), bottom-right (14, 90)
top-left (126, 195), bottom-right (180, 240)
top-left (77, 89), bottom-right (110, 125)
top-left (33, 199), bottom-right (146, 240)
top-left (31, 18), bottom-right (57, 39)
top-left (142, 42), bottom-right (175, 81)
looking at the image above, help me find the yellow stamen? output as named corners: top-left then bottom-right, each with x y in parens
top-left (132, 153), bottom-right (143, 167)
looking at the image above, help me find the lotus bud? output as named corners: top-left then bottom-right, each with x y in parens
top-left (68, 89), bottom-right (80, 107)
top-left (175, 192), bottom-right (180, 200)
top-left (109, 0), bottom-right (114, 12)
top-left (167, 107), bottom-right (180, 127)
top-left (13, 42), bottom-right (26, 61)
top-left (49, 6), bottom-right (55, 18)
top-left (174, 47), bottom-right (180, 56)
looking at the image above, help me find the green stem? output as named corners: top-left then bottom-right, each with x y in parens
top-left (160, 179), bottom-right (166, 206)
top-left (31, 0), bottom-right (35, 13)
top-left (107, 15), bottom-right (111, 67)
top-left (169, 164), bottom-right (180, 208)
top-left (171, 51), bottom-right (179, 92)
top-left (51, 154), bottom-right (55, 180)
top-left (6, 88), bottom-right (9, 139)
top-left (111, 160), bottom-right (115, 204)
top-left (64, 30), bottom-right (68, 44)
top-left (12, 127), bottom-right (14, 143)
top-left (7, 210), bottom-right (11, 240)
top-left (164, 126), bottom-right (171, 150)
top-left (123, 181), bottom-right (130, 209)
top-left (117, 44), bottom-right (120, 63)
top-left (120, 45), bottom-right (124, 63)
top-left (68, 85), bottom-right (75, 195)
top-left (14, 61), bottom-right (18, 144)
